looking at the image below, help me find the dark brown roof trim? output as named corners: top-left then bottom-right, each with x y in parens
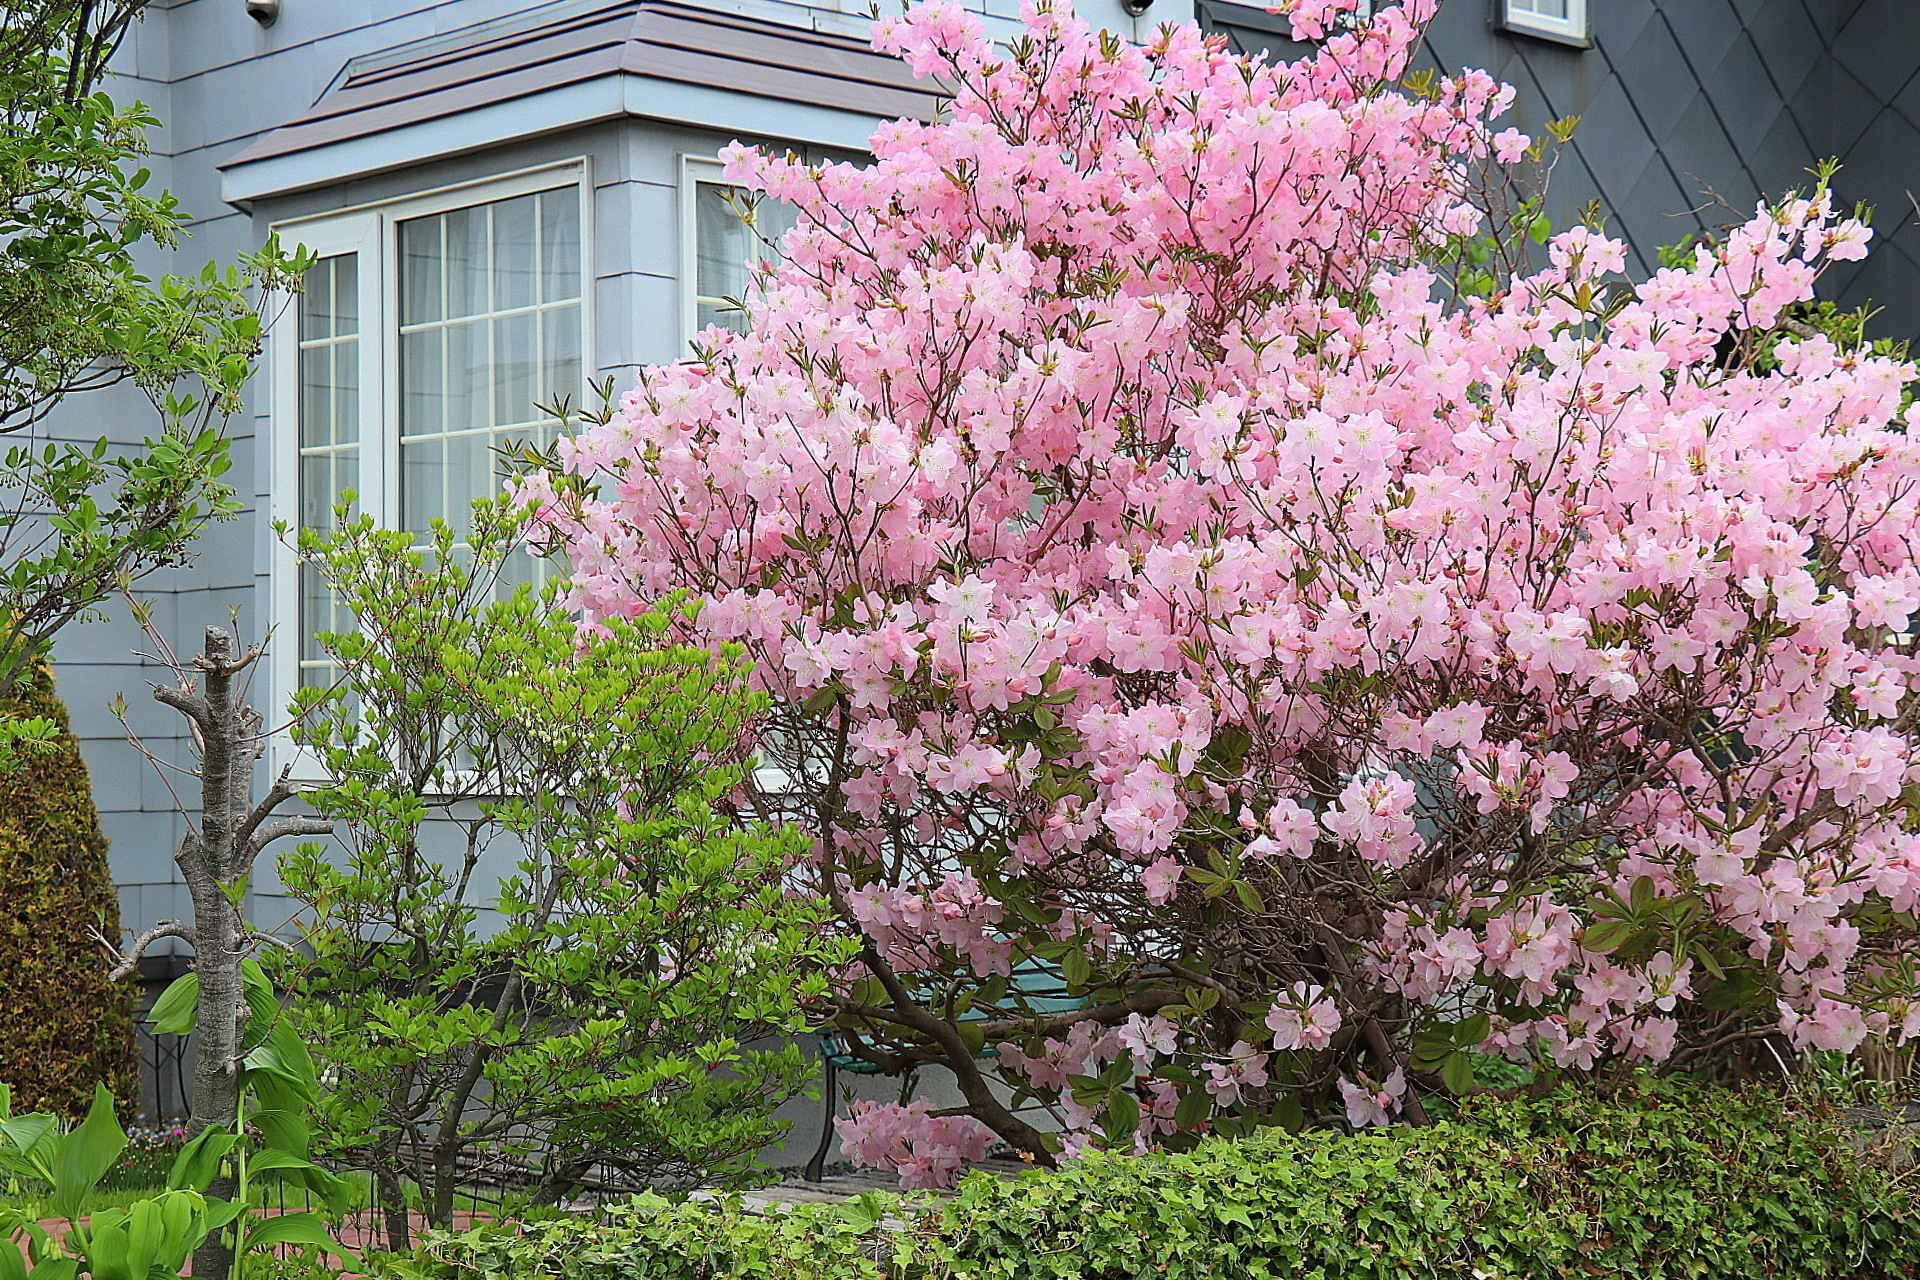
top-left (220, 0), bottom-right (940, 171)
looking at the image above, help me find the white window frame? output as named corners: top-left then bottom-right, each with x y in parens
top-left (267, 159), bottom-right (593, 775)
top-left (1499, 0), bottom-right (1588, 46)
top-left (681, 153), bottom-right (805, 350)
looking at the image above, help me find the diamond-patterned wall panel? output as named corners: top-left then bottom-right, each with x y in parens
top-left (1199, 0), bottom-right (1920, 341)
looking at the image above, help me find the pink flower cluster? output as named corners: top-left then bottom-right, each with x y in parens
top-left (529, 0), bottom-right (1920, 1184)
top-left (834, 1099), bottom-right (997, 1189)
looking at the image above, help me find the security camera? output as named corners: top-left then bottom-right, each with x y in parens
top-left (246, 0), bottom-right (279, 25)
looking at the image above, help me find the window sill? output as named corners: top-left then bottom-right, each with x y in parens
top-left (1496, 18), bottom-right (1591, 49)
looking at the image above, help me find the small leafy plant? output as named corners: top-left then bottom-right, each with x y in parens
top-left (0, 964), bottom-right (362, 1280)
top-left (0, 1083), bottom-right (237, 1280)
top-left (141, 958), bottom-right (358, 1278)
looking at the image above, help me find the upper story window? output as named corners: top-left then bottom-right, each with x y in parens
top-left (682, 156), bottom-right (800, 344)
top-left (1500, 0), bottom-right (1588, 44)
top-left (272, 162), bottom-right (589, 704)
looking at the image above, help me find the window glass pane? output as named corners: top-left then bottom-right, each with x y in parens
top-left (492, 310), bottom-right (537, 428)
top-left (539, 189), bottom-right (580, 303)
top-left (397, 187), bottom-right (583, 585)
top-left (540, 308), bottom-right (580, 410)
top-left (1511, 0), bottom-right (1570, 18)
top-left (296, 253), bottom-right (361, 689)
top-left (694, 179), bottom-right (799, 334)
top-left (435, 205), bottom-right (484, 322)
top-left (401, 217), bottom-right (443, 325)
top-left (492, 193), bottom-right (538, 313)
top-left (400, 328), bottom-right (444, 440)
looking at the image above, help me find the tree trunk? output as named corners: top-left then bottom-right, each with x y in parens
top-left (121, 627), bottom-right (331, 1280)
top-left (181, 629), bottom-right (251, 1280)
top-left (377, 1168), bottom-right (411, 1254)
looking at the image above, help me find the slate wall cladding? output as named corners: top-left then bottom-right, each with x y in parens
top-left (1200, 0), bottom-right (1920, 341)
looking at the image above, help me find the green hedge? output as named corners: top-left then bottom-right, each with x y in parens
top-left (0, 660), bottom-right (136, 1121)
top-left (384, 1082), bottom-right (1920, 1280)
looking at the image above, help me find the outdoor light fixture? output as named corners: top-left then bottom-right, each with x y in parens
top-left (246, 0), bottom-right (279, 25)
top-left (1120, 0), bottom-right (1153, 15)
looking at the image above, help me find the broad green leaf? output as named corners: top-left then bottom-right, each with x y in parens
top-left (144, 973), bottom-right (199, 1035)
top-left (48, 1086), bottom-right (125, 1222)
top-left (1629, 875), bottom-right (1657, 915)
top-left (166, 1125), bottom-right (235, 1192)
top-left (243, 1148), bottom-right (324, 1175)
top-left (82, 1219), bottom-right (129, 1280)
top-left (1102, 1088), bottom-right (1139, 1141)
top-left (240, 959), bottom-right (283, 1052)
top-left (1174, 1085), bottom-right (1212, 1130)
top-left (240, 1212), bottom-right (355, 1259)
top-left (1439, 1051), bottom-right (1474, 1095)
top-left (1581, 920), bottom-right (1633, 955)
top-left (118, 1199), bottom-right (166, 1280)
top-left (0, 1112), bottom-right (59, 1176)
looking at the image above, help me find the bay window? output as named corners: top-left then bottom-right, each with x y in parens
top-left (272, 162), bottom-right (589, 705)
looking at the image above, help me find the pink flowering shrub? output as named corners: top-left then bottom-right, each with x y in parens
top-left (526, 0), bottom-right (1920, 1186)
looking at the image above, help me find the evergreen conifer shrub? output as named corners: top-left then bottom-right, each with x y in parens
top-left (0, 661), bottom-right (136, 1119)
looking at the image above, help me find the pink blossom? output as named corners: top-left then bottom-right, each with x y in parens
top-left (1338, 1068), bottom-right (1405, 1127)
top-left (1267, 981), bottom-right (1342, 1051)
top-left (1492, 128), bottom-right (1529, 164)
top-left (1142, 857), bottom-right (1183, 905)
top-left (1118, 1013), bottom-right (1181, 1058)
top-left (837, 1099), bottom-right (996, 1189)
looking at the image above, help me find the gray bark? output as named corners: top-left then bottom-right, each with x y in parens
top-left (128, 626), bottom-right (331, 1280)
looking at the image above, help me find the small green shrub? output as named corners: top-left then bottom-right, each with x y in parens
top-left (380, 1082), bottom-right (1920, 1280)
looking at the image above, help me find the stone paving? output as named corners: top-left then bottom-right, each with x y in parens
top-left (730, 1158), bottom-right (1030, 1212)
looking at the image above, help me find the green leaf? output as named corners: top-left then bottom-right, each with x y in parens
top-left (144, 972), bottom-right (199, 1035)
top-left (1439, 1051), bottom-right (1474, 1095)
top-left (25, 1259), bottom-right (78, 1280)
top-left (841, 1193), bottom-right (885, 1234)
top-left (1102, 1088), bottom-right (1139, 1141)
top-left (240, 958), bottom-right (283, 1051)
top-left (1581, 920), bottom-right (1634, 954)
top-left (48, 1085), bottom-right (125, 1222)
top-left (165, 1125), bottom-right (235, 1192)
top-left (955, 1020), bottom-right (987, 1057)
top-left (243, 1148), bottom-right (325, 1176)
top-left (240, 1212), bottom-right (355, 1259)
top-left (201, 1199), bottom-right (246, 1233)
top-left (1629, 875), bottom-right (1657, 915)
top-left (83, 1218), bottom-right (129, 1280)
top-left (1174, 1085), bottom-right (1212, 1130)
